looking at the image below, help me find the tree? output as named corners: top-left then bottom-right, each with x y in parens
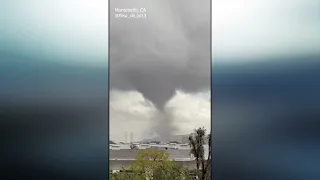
top-left (188, 127), bottom-right (211, 180)
top-left (110, 149), bottom-right (192, 180)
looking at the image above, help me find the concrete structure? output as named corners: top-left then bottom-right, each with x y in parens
top-left (141, 134), bottom-right (190, 144)
top-left (109, 143), bottom-right (209, 171)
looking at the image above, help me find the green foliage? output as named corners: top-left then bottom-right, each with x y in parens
top-left (110, 170), bottom-right (129, 180)
top-left (110, 127), bottom-right (211, 180)
top-left (110, 149), bottom-right (192, 180)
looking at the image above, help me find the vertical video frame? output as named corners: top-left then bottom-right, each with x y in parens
top-left (109, 0), bottom-right (211, 179)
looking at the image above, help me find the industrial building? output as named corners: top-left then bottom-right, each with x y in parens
top-left (109, 143), bottom-right (209, 171)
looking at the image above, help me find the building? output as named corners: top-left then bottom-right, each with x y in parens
top-left (141, 134), bottom-right (209, 144)
top-left (109, 143), bottom-right (209, 171)
top-left (141, 134), bottom-right (191, 144)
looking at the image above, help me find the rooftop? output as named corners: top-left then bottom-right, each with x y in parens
top-left (109, 143), bottom-right (209, 161)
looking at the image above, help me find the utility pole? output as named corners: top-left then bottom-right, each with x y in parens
top-left (130, 132), bottom-right (134, 143)
top-left (125, 132), bottom-right (128, 143)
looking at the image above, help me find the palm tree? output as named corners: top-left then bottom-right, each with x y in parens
top-left (189, 127), bottom-right (211, 180)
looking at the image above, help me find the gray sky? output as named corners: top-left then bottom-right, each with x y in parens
top-left (109, 0), bottom-right (211, 142)
top-left (1, 0), bottom-right (318, 66)
top-left (2, 0), bottom-right (318, 142)
top-left (109, 0), bottom-right (320, 142)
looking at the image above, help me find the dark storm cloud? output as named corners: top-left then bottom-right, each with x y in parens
top-left (109, 0), bottom-right (210, 136)
top-left (109, 0), bottom-right (210, 108)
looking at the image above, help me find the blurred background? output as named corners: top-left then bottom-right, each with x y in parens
top-left (0, 1), bottom-right (109, 179)
top-left (212, 0), bottom-right (320, 179)
top-left (0, 0), bottom-right (319, 180)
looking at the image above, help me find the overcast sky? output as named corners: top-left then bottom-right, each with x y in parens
top-left (1, 0), bottom-right (319, 142)
top-left (109, 0), bottom-right (211, 142)
top-left (1, 0), bottom-right (318, 65)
